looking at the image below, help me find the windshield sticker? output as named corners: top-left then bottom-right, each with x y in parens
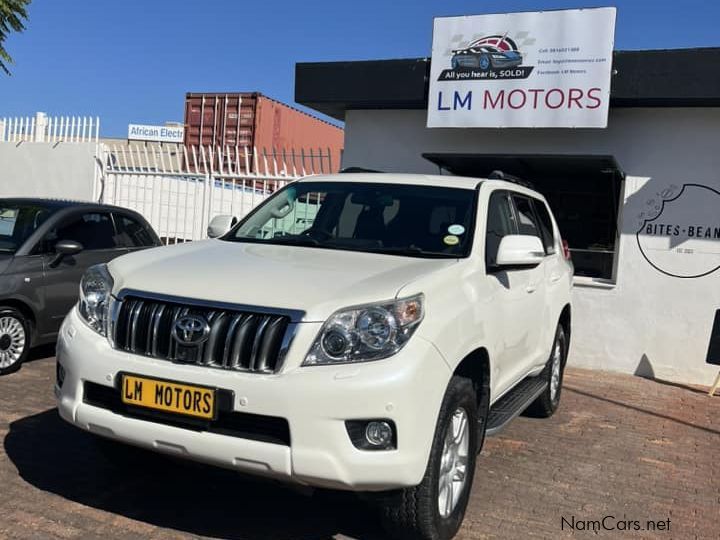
top-left (443, 235), bottom-right (460, 246)
top-left (448, 224), bottom-right (465, 235)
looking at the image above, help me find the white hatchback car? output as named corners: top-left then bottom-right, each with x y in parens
top-left (56, 173), bottom-right (572, 540)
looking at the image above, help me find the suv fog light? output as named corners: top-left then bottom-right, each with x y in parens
top-left (366, 421), bottom-right (393, 446)
top-left (345, 419), bottom-right (396, 450)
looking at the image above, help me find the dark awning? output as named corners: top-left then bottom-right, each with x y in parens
top-left (296, 48), bottom-right (720, 120)
top-left (422, 153), bottom-right (623, 181)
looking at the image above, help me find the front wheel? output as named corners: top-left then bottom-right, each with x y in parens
top-left (379, 376), bottom-right (481, 540)
top-left (0, 307), bottom-right (30, 376)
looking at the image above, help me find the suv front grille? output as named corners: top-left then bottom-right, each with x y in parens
top-left (112, 294), bottom-right (292, 373)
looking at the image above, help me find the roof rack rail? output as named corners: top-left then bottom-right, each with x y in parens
top-left (340, 166), bottom-right (384, 173)
top-left (487, 170), bottom-right (534, 189)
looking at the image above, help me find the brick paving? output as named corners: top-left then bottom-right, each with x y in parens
top-left (0, 352), bottom-right (717, 539)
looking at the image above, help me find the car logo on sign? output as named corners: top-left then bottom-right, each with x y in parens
top-left (172, 315), bottom-right (211, 345)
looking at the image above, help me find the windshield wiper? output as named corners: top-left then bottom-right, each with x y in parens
top-left (265, 235), bottom-right (322, 247)
top-left (366, 245), bottom-right (449, 258)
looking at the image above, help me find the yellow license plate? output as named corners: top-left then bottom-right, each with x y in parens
top-left (121, 374), bottom-right (216, 420)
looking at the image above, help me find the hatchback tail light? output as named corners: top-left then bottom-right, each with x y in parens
top-left (561, 239), bottom-right (571, 260)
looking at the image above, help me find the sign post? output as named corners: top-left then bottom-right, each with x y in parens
top-left (427, 7), bottom-right (616, 128)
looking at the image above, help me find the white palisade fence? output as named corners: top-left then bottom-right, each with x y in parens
top-left (97, 143), bottom-right (333, 244)
top-left (0, 113), bottom-right (99, 143)
top-left (0, 111), bottom-right (334, 243)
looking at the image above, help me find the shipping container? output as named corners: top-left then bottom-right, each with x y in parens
top-left (184, 92), bottom-right (344, 173)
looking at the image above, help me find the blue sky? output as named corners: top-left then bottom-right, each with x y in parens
top-left (0, 0), bottom-right (717, 136)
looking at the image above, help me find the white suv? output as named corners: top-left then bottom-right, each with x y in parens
top-left (56, 173), bottom-right (572, 540)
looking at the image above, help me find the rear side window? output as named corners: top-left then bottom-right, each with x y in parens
top-left (511, 195), bottom-right (542, 240)
top-left (114, 213), bottom-right (157, 247)
top-left (485, 191), bottom-right (516, 268)
top-left (532, 199), bottom-right (556, 254)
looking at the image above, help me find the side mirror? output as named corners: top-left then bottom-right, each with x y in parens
top-left (207, 215), bottom-right (237, 238)
top-left (51, 239), bottom-right (83, 267)
top-left (495, 235), bottom-right (545, 268)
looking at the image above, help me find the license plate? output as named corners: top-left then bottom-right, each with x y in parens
top-left (121, 374), bottom-right (216, 420)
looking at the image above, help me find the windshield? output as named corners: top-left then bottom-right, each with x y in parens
top-left (225, 181), bottom-right (476, 258)
top-left (0, 202), bottom-right (58, 254)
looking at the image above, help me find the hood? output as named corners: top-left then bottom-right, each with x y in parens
top-left (0, 254), bottom-right (12, 275)
top-left (109, 240), bottom-right (458, 322)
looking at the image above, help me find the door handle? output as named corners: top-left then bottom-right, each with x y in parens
top-left (550, 274), bottom-right (562, 283)
top-left (526, 284), bottom-right (537, 293)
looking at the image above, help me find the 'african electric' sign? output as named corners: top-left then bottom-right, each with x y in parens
top-left (427, 8), bottom-right (616, 128)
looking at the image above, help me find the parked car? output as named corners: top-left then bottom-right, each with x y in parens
top-left (451, 45), bottom-right (523, 71)
top-left (56, 173), bottom-right (572, 540)
top-left (0, 199), bottom-right (161, 375)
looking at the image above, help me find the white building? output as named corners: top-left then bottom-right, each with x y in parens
top-left (295, 47), bottom-right (720, 385)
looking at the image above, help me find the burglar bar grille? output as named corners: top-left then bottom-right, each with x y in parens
top-left (112, 296), bottom-right (291, 373)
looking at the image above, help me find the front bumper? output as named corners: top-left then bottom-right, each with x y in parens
top-left (56, 308), bottom-right (451, 491)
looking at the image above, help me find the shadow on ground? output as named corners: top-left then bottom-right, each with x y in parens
top-left (4, 409), bottom-right (385, 540)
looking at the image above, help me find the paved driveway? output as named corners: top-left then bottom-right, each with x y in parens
top-left (0, 353), bottom-right (717, 539)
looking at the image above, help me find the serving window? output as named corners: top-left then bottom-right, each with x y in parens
top-left (423, 153), bottom-right (624, 281)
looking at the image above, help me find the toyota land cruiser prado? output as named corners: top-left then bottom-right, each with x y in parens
top-left (56, 173), bottom-right (573, 540)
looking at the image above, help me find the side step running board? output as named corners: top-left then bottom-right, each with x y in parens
top-left (485, 375), bottom-right (547, 436)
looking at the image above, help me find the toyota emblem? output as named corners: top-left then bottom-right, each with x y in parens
top-left (172, 315), bottom-right (211, 345)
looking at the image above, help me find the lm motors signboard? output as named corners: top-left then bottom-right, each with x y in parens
top-left (427, 7), bottom-right (616, 128)
top-left (128, 123), bottom-right (184, 143)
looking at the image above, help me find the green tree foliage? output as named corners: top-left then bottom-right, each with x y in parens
top-left (0, 0), bottom-right (30, 75)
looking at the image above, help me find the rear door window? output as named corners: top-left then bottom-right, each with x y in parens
top-left (113, 213), bottom-right (157, 248)
top-left (511, 195), bottom-right (543, 241)
top-left (532, 199), bottom-right (556, 254)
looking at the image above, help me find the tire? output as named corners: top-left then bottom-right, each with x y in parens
top-left (379, 376), bottom-right (481, 540)
top-left (0, 307), bottom-right (30, 376)
top-left (478, 55), bottom-right (491, 71)
top-left (525, 324), bottom-right (567, 418)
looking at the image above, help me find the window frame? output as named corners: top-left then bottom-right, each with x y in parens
top-left (532, 170), bottom-right (624, 283)
top-left (508, 193), bottom-right (545, 248)
top-left (34, 210), bottom-right (125, 254)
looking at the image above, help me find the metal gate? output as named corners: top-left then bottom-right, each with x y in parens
top-left (97, 143), bottom-right (333, 244)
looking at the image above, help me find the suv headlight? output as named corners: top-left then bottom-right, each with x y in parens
top-left (78, 264), bottom-right (114, 336)
top-left (303, 294), bottom-right (424, 366)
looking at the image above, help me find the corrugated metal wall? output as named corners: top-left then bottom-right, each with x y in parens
top-left (184, 93), bottom-right (344, 172)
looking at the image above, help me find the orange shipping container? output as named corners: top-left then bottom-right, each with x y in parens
top-left (184, 92), bottom-right (344, 173)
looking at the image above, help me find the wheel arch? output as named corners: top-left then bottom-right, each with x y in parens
top-left (0, 298), bottom-right (37, 338)
top-left (452, 347), bottom-right (491, 416)
top-left (559, 303), bottom-right (571, 340)
top-left (558, 304), bottom-right (572, 364)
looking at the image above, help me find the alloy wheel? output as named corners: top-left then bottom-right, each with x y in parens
top-left (0, 316), bottom-right (26, 369)
top-left (438, 407), bottom-right (470, 518)
top-left (550, 339), bottom-right (562, 401)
